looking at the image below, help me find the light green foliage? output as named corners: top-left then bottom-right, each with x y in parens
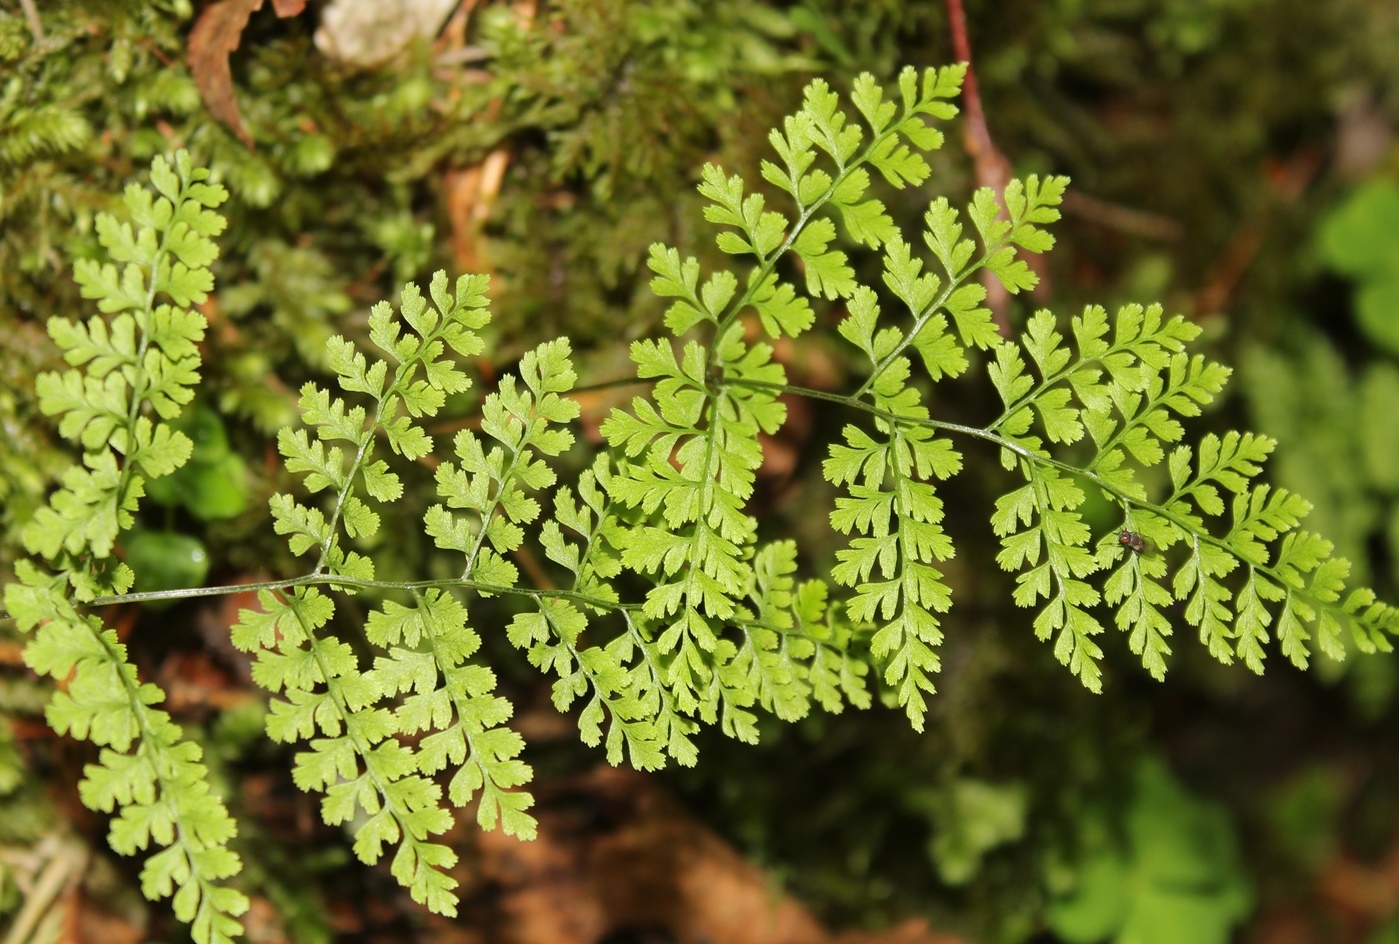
top-left (1046, 757), bottom-right (1251, 944)
top-left (610, 63), bottom-right (1399, 737)
top-left (985, 296), bottom-right (1399, 689)
top-left (907, 778), bottom-right (1028, 885)
top-left (235, 585), bottom-right (460, 915)
top-left (4, 153), bottom-right (247, 944)
top-left (428, 337), bottom-right (579, 585)
top-left (1242, 335), bottom-right (1399, 594)
top-left (26, 152), bottom-right (223, 567)
top-left (1318, 178), bottom-right (1399, 357)
top-left (990, 304), bottom-right (1218, 688)
top-left (10, 66), bottom-right (1399, 942)
top-left (724, 541), bottom-right (872, 723)
top-left (824, 164), bottom-right (1068, 730)
top-left (232, 271), bottom-right (525, 916)
top-left (511, 455), bottom-right (672, 769)
top-left (605, 64), bottom-right (969, 735)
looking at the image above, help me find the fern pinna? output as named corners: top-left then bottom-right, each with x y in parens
top-left (6, 66), bottom-right (1399, 941)
top-left (6, 154), bottom-right (248, 943)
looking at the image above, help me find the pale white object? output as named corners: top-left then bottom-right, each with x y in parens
top-left (315, 0), bottom-right (462, 67)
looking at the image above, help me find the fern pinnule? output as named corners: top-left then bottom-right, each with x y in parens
top-left (725, 541), bottom-right (871, 726)
top-left (411, 336), bottom-right (587, 837)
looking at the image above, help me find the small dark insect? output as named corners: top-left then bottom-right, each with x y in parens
top-left (1118, 529), bottom-right (1146, 554)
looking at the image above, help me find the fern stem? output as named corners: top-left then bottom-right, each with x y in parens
top-left (22, 367), bottom-right (1346, 662)
top-left (691, 385), bottom-right (724, 547)
top-left (569, 375), bottom-right (651, 395)
top-left (569, 478), bottom-right (617, 604)
top-left (35, 575), bottom-right (640, 621)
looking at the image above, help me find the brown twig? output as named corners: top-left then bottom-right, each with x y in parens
top-left (1193, 150), bottom-right (1322, 319)
top-left (946, 0), bottom-right (1007, 192)
top-left (18, 0), bottom-right (44, 43)
top-left (946, 0), bottom-right (1016, 335)
top-left (1060, 190), bottom-right (1184, 242)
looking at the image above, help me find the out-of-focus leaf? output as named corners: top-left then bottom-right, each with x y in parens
top-left (123, 530), bottom-right (211, 597)
top-left (1047, 757), bottom-right (1251, 944)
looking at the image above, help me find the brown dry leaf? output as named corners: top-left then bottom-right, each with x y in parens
top-left (470, 766), bottom-right (970, 944)
top-left (473, 766), bottom-right (831, 944)
top-left (0, 639), bottom-right (25, 665)
top-left (188, 0), bottom-right (307, 149)
top-left (835, 918), bottom-right (969, 944)
top-left (446, 148), bottom-right (511, 275)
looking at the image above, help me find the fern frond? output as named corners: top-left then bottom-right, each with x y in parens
top-left (825, 211), bottom-right (1023, 725)
top-left (5, 153), bottom-right (247, 943)
top-left (1156, 434), bottom-right (1399, 671)
top-left (827, 290), bottom-right (962, 728)
top-left (602, 65), bottom-right (971, 736)
top-left (426, 337), bottom-right (578, 583)
top-left (811, 171), bottom-right (1068, 719)
top-left (992, 464), bottom-right (1104, 690)
top-left (628, 619), bottom-right (704, 762)
top-left (13, 63), bottom-right (1399, 938)
top-left (850, 171), bottom-right (1069, 404)
top-left (601, 330), bottom-right (775, 711)
top-left (418, 337), bottom-right (591, 836)
top-left (232, 587), bottom-right (458, 915)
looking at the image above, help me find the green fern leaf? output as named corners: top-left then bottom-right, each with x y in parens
top-left (8, 153), bottom-right (246, 943)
